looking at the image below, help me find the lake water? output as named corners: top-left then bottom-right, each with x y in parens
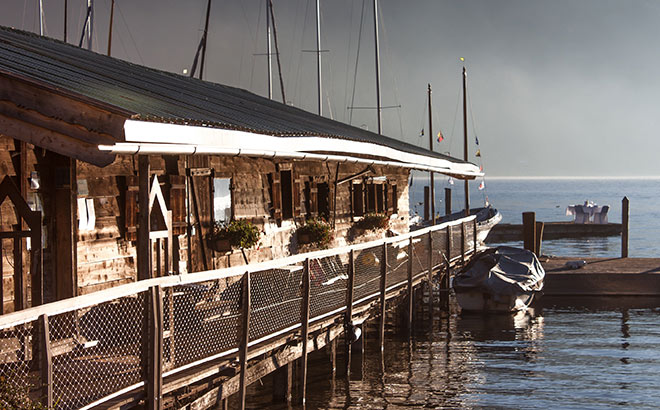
top-left (239, 177), bottom-right (660, 409)
top-left (409, 176), bottom-right (660, 258)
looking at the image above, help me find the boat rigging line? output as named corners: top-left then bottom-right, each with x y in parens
top-left (268, 0), bottom-right (287, 104)
top-left (189, 0), bottom-right (212, 80)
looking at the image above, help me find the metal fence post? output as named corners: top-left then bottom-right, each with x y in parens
top-left (407, 238), bottom-right (414, 332)
top-left (379, 242), bottom-right (388, 351)
top-left (461, 221), bottom-right (466, 265)
top-left (147, 286), bottom-right (163, 410)
top-left (345, 250), bottom-right (355, 375)
top-left (238, 272), bottom-right (251, 410)
top-left (38, 314), bottom-right (53, 408)
top-left (300, 259), bottom-right (311, 405)
top-left (427, 231), bottom-right (433, 315)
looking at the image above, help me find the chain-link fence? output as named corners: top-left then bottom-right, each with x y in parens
top-left (0, 216), bottom-right (479, 409)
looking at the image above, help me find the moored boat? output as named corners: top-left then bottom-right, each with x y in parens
top-left (453, 246), bottom-right (545, 312)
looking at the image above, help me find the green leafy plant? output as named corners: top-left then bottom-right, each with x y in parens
top-left (209, 219), bottom-right (261, 250)
top-left (354, 213), bottom-right (389, 232)
top-left (0, 374), bottom-right (46, 410)
top-left (297, 219), bottom-right (333, 248)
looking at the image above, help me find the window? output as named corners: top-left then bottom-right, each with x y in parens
top-left (268, 164), bottom-right (301, 222)
top-left (351, 181), bottom-right (364, 217)
top-left (351, 178), bottom-right (397, 218)
top-left (213, 178), bottom-right (232, 223)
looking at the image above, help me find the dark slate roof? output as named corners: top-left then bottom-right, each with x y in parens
top-left (0, 26), bottom-right (465, 165)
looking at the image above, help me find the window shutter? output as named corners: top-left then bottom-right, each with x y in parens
top-left (293, 171), bottom-right (302, 217)
top-left (125, 175), bottom-right (138, 241)
top-left (271, 172), bottom-right (282, 221)
top-left (386, 184), bottom-right (393, 215)
top-left (376, 184), bottom-right (384, 213)
top-left (310, 181), bottom-right (318, 218)
top-left (352, 182), bottom-right (364, 217)
top-left (391, 183), bottom-right (398, 214)
top-left (168, 175), bottom-right (186, 235)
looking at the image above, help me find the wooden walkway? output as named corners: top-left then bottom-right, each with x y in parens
top-left (542, 257), bottom-right (660, 296)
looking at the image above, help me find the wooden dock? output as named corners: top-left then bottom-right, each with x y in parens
top-left (542, 257), bottom-right (660, 296)
top-left (486, 222), bottom-right (622, 243)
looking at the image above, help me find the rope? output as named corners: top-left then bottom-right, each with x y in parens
top-left (268, 0), bottom-right (286, 104)
top-left (348, 0), bottom-right (367, 125)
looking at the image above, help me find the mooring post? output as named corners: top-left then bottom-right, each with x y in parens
top-left (441, 225), bottom-right (452, 308)
top-left (424, 186), bottom-right (430, 221)
top-left (407, 237), bottom-right (414, 332)
top-left (622, 197), bottom-right (629, 258)
top-left (345, 250), bottom-right (355, 374)
top-left (427, 231), bottom-right (434, 316)
top-left (300, 258), bottom-right (311, 405)
top-left (522, 212), bottom-right (536, 254)
top-left (38, 314), bottom-right (53, 409)
top-left (445, 187), bottom-right (452, 216)
top-left (147, 286), bottom-right (163, 410)
top-left (535, 221), bottom-right (545, 256)
top-left (238, 272), bottom-right (251, 410)
top-left (379, 242), bottom-right (388, 351)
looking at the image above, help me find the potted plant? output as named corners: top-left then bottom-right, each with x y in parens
top-left (297, 218), bottom-right (332, 249)
top-left (208, 219), bottom-right (261, 252)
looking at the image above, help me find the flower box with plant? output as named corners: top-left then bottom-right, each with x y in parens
top-left (354, 213), bottom-right (389, 232)
top-left (208, 219), bottom-right (261, 252)
top-left (297, 218), bottom-right (332, 248)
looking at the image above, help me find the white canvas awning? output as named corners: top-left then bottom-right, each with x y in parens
top-left (99, 120), bottom-right (484, 179)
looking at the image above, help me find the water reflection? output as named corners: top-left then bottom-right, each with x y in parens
top-left (246, 301), bottom-right (660, 409)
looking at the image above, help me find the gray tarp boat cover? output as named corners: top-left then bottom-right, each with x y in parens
top-left (453, 246), bottom-right (545, 295)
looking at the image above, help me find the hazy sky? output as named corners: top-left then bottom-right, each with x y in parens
top-left (3, 0), bottom-right (660, 177)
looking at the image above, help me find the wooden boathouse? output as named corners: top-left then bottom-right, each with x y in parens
top-left (0, 27), bottom-right (484, 409)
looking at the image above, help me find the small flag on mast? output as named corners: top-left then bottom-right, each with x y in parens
top-left (475, 149), bottom-right (481, 157)
top-left (478, 181), bottom-right (485, 190)
top-left (419, 129), bottom-right (424, 138)
top-left (475, 135), bottom-right (480, 145)
top-left (437, 130), bottom-right (444, 142)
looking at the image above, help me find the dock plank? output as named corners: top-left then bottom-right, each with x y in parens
top-left (542, 257), bottom-right (660, 296)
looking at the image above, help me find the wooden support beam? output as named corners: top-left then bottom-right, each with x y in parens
top-left (238, 272), bottom-right (251, 410)
top-left (535, 221), bottom-right (545, 256)
top-left (379, 242), bottom-right (387, 351)
top-left (473, 218), bottom-right (478, 254)
top-left (622, 197), bottom-right (629, 258)
top-left (423, 186), bottom-right (430, 221)
top-left (53, 154), bottom-right (77, 300)
top-left (147, 286), bottom-right (163, 410)
top-left (272, 363), bottom-right (292, 404)
top-left (138, 156), bottom-right (152, 281)
top-left (299, 258), bottom-right (311, 405)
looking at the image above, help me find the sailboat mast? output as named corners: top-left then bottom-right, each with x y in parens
top-left (428, 83), bottom-right (435, 225)
top-left (373, 0), bottom-right (382, 134)
top-left (39, 0), bottom-right (44, 36)
top-left (199, 0), bottom-right (212, 80)
top-left (266, 0), bottom-right (272, 99)
top-left (87, 0), bottom-right (94, 50)
top-left (463, 66), bottom-right (470, 216)
top-left (64, 0), bottom-right (68, 42)
top-left (315, 0), bottom-right (322, 115)
top-left (107, 0), bottom-right (115, 56)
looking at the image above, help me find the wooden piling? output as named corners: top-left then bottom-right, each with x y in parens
top-left (522, 212), bottom-right (536, 253)
top-left (238, 272), bottom-right (251, 410)
top-left (461, 222), bottom-right (466, 265)
top-left (445, 187), bottom-right (452, 216)
top-left (272, 363), bottom-right (293, 404)
top-left (427, 231), bottom-right (433, 315)
top-left (473, 218), bottom-right (478, 254)
top-left (535, 221), bottom-right (545, 256)
top-left (424, 186), bottom-right (430, 221)
top-left (622, 197), bottom-right (629, 258)
top-left (379, 243), bottom-right (388, 351)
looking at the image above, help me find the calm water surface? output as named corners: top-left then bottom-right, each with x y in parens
top-left (242, 300), bottom-right (660, 409)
